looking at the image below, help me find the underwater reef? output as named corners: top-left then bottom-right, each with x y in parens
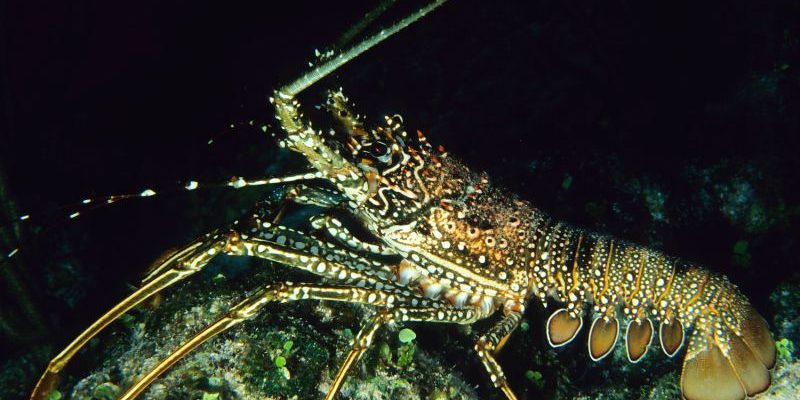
top-left (58, 256), bottom-right (481, 400)
top-left (7, 248), bottom-right (800, 400)
top-left (1, 154), bottom-right (798, 400)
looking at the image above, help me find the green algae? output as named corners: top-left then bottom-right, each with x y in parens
top-left (776, 338), bottom-right (794, 362)
top-left (732, 239), bottom-right (752, 268)
top-left (525, 370), bottom-right (544, 388)
top-left (398, 328), bottom-right (416, 344)
top-left (561, 174), bottom-right (573, 191)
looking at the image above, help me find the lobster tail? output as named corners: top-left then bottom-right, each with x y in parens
top-left (529, 224), bottom-right (775, 400)
top-left (737, 303), bottom-right (776, 369)
top-left (546, 308), bottom-right (583, 347)
top-left (680, 290), bottom-right (774, 400)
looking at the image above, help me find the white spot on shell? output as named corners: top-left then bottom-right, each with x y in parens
top-left (424, 283), bottom-right (443, 299)
top-left (453, 292), bottom-right (469, 307)
top-left (481, 297), bottom-right (495, 315)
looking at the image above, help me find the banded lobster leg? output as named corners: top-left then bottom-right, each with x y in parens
top-left (116, 282), bottom-right (480, 399)
top-left (474, 312), bottom-right (524, 400)
top-left (29, 230), bottom-right (232, 400)
top-left (310, 214), bottom-right (399, 256)
top-left (31, 1), bottom-right (454, 398)
top-left (29, 184), bottom-right (340, 400)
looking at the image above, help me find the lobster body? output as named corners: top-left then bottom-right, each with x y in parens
top-left (385, 149), bottom-right (776, 400)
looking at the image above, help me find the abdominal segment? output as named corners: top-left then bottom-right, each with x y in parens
top-left (532, 224), bottom-right (774, 400)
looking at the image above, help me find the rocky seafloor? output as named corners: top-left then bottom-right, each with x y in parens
top-left (2, 128), bottom-right (799, 399)
top-left (8, 254), bottom-right (800, 400)
top-left (2, 155), bottom-right (799, 400)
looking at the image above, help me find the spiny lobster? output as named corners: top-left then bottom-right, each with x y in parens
top-left (29, 1), bottom-right (775, 399)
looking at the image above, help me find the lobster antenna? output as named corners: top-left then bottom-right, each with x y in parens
top-left (0, 172), bottom-right (324, 263)
top-left (334, 0), bottom-right (397, 49)
top-left (279, 0), bottom-right (448, 98)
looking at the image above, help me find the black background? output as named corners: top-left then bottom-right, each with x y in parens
top-left (1, 0), bottom-right (799, 397)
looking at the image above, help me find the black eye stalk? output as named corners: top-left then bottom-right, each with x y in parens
top-left (366, 140), bottom-right (392, 164)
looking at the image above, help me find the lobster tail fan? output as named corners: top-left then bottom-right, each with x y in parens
top-left (738, 304), bottom-right (776, 369)
top-left (546, 308), bottom-right (583, 347)
top-left (680, 333), bottom-right (770, 400)
top-left (681, 334), bottom-right (746, 400)
top-left (681, 295), bottom-right (774, 400)
top-left (726, 333), bottom-right (771, 396)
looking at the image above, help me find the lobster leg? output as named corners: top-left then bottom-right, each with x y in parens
top-left (310, 214), bottom-right (399, 256)
top-left (251, 184), bottom-right (341, 228)
top-left (287, 184), bottom-right (347, 208)
top-left (29, 230), bottom-right (235, 400)
top-left (325, 310), bottom-right (393, 400)
top-left (117, 282), bottom-right (478, 399)
top-left (326, 306), bottom-right (483, 399)
top-left (474, 311), bottom-right (523, 400)
top-left (30, 193), bottom-right (315, 400)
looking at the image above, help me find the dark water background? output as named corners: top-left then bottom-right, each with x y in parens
top-left (1, 0), bottom-right (799, 398)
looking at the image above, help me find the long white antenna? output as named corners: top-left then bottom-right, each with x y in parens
top-left (279, 0), bottom-right (448, 98)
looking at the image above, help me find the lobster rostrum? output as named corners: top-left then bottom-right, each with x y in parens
top-left (30, 1), bottom-right (775, 400)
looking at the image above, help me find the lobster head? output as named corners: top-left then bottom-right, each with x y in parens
top-left (273, 89), bottom-right (443, 230)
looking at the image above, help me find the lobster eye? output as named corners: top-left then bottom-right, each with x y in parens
top-left (367, 141), bottom-right (391, 163)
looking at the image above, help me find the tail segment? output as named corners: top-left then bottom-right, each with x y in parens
top-left (681, 287), bottom-right (775, 400)
top-left (529, 225), bottom-right (775, 400)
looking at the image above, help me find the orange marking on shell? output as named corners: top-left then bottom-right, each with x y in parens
top-left (224, 230), bottom-right (242, 252)
top-left (505, 301), bottom-right (524, 313)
